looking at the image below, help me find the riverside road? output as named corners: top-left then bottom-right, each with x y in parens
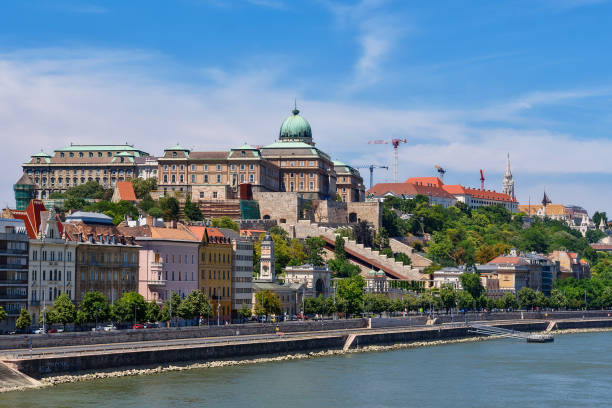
top-left (0, 318), bottom-right (557, 360)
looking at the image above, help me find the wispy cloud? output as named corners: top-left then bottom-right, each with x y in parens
top-left (327, 0), bottom-right (408, 90)
top-left (0, 47), bottom-right (611, 213)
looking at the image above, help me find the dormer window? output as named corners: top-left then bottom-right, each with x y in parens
top-left (241, 151), bottom-right (246, 156)
top-left (60, 153), bottom-right (65, 158)
top-left (89, 152), bottom-right (93, 157)
top-left (79, 152), bottom-right (83, 157)
top-left (173, 152), bottom-right (177, 157)
top-left (69, 152), bottom-right (74, 157)
top-left (37, 158), bottom-right (41, 163)
top-left (107, 152), bottom-right (112, 157)
top-left (98, 152), bottom-right (102, 157)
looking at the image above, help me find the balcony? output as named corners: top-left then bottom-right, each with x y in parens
top-left (147, 279), bottom-right (167, 287)
top-left (30, 300), bottom-right (41, 306)
top-left (151, 262), bottom-right (163, 274)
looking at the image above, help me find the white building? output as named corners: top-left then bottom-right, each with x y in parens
top-left (284, 264), bottom-right (331, 298)
top-left (28, 208), bottom-right (77, 324)
top-left (219, 228), bottom-right (253, 316)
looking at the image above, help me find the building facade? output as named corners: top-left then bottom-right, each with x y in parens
top-left (8, 201), bottom-right (77, 324)
top-left (118, 225), bottom-right (199, 303)
top-left (0, 219), bottom-right (28, 332)
top-left (63, 212), bottom-right (139, 303)
top-left (190, 227), bottom-right (233, 323)
top-left (21, 144), bottom-right (151, 200)
top-left (334, 161), bottom-right (365, 202)
top-left (217, 228), bottom-right (253, 318)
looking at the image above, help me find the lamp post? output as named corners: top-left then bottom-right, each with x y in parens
top-left (217, 287), bottom-right (221, 326)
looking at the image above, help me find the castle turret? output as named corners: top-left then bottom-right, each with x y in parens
top-left (13, 173), bottom-right (36, 210)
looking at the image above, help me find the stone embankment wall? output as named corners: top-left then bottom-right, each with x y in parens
top-left (8, 318), bottom-right (612, 378)
top-left (0, 319), bottom-right (367, 351)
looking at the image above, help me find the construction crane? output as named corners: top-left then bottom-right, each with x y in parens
top-left (480, 169), bottom-right (485, 190)
top-left (434, 165), bottom-right (446, 181)
top-left (356, 165), bottom-right (389, 190)
top-left (367, 138), bottom-right (407, 182)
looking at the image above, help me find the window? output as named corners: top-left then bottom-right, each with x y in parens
top-left (299, 161), bottom-right (304, 166)
top-left (204, 164), bottom-right (208, 171)
top-left (300, 172), bottom-right (304, 178)
top-left (249, 174), bottom-right (254, 182)
top-left (217, 164), bottom-right (221, 171)
top-left (32, 250), bottom-right (37, 261)
top-left (180, 165), bottom-right (184, 171)
top-left (191, 175), bottom-right (195, 183)
top-left (310, 173), bottom-right (314, 178)
top-left (299, 182), bottom-right (304, 190)
top-left (108, 152), bottom-right (112, 157)
top-left (240, 174), bottom-right (245, 183)
top-left (69, 152), bottom-right (74, 157)
top-left (309, 161), bottom-right (315, 166)
top-left (290, 161), bottom-right (295, 167)
top-left (216, 174), bottom-right (221, 183)
top-left (172, 164), bottom-right (176, 170)
top-left (79, 152), bottom-right (83, 157)
top-left (191, 164), bottom-right (196, 171)
top-left (309, 181), bottom-right (314, 190)
top-left (171, 175), bottom-right (176, 183)
top-left (213, 191), bottom-right (218, 199)
top-left (204, 174), bottom-right (209, 183)
top-left (98, 152), bottom-right (102, 157)
top-left (89, 152), bottom-right (93, 157)
top-left (163, 175), bottom-right (168, 183)
top-left (164, 165), bottom-right (169, 170)
top-left (200, 192), bottom-right (204, 198)
top-left (240, 164), bottom-right (245, 170)
top-left (60, 153), bottom-right (65, 158)
top-left (290, 172), bottom-right (294, 178)
top-left (249, 164), bottom-right (254, 170)
top-left (180, 174), bottom-right (184, 183)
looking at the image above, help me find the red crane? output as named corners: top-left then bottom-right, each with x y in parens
top-left (367, 138), bottom-right (407, 182)
top-left (480, 169), bottom-right (485, 190)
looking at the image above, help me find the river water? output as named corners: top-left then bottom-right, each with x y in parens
top-left (2, 332), bottom-right (611, 408)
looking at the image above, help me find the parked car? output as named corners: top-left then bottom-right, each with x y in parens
top-left (144, 323), bottom-right (158, 329)
top-left (103, 324), bottom-right (117, 331)
top-left (47, 328), bottom-right (58, 333)
top-left (92, 326), bottom-right (105, 332)
top-left (132, 324), bottom-right (145, 329)
top-left (33, 328), bottom-right (45, 334)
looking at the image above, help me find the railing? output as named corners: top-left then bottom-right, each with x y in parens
top-left (147, 280), bottom-right (167, 287)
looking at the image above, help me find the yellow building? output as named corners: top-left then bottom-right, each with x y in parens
top-left (189, 226), bottom-right (232, 323)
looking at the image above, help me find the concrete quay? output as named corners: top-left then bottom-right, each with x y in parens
top-left (3, 317), bottom-right (612, 380)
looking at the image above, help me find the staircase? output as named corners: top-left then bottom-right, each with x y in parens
top-left (0, 361), bottom-right (41, 391)
top-left (283, 221), bottom-right (425, 282)
top-left (389, 238), bottom-right (432, 269)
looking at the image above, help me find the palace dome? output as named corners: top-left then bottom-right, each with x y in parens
top-left (279, 107), bottom-right (312, 144)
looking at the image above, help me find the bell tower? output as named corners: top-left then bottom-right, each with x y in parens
top-left (259, 233), bottom-right (275, 282)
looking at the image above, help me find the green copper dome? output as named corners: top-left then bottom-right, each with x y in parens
top-left (279, 107), bottom-right (312, 144)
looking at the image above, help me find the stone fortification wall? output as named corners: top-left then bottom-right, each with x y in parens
top-left (253, 192), bottom-right (308, 225)
top-left (0, 319), bottom-right (367, 351)
top-left (346, 201), bottom-right (382, 229)
top-left (238, 219), bottom-right (277, 231)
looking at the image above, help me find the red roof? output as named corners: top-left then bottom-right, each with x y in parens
top-left (367, 183), bottom-right (455, 200)
top-left (441, 184), bottom-right (466, 195)
top-left (115, 181), bottom-right (137, 201)
top-left (405, 177), bottom-right (444, 187)
top-left (488, 256), bottom-right (526, 265)
top-left (8, 199), bottom-right (67, 240)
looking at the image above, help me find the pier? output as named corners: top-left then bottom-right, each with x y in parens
top-left (468, 322), bottom-right (554, 343)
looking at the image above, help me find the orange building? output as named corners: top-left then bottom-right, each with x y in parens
top-left (189, 226), bottom-right (233, 323)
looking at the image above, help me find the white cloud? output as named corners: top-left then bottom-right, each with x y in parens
top-left (0, 48), bottom-right (611, 214)
top-left (327, 0), bottom-right (407, 89)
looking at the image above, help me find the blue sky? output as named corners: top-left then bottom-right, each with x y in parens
top-left (2, 0), bottom-right (612, 213)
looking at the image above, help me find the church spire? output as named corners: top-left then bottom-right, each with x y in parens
top-left (502, 153), bottom-right (515, 198)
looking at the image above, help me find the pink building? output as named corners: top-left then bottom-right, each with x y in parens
top-left (119, 225), bottom-right (199, 302)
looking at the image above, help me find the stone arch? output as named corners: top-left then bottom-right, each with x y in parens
top-left (348, 212), bottom-right (358, 223)
top-left (263, 214), bottom-right (271, 220)
top-left (315, 278), bottom-right (324, 297)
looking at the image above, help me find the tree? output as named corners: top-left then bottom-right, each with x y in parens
top-left (304, 237), bottom-right (325, 266)
top-left (592, 211), bottom-right (608, 231)
top-left (131, 178), bottom-right (157, 199)
top-left (159, 196), bottom-right (180, 221)
top-left (117, 292), bottom-right (147, 323)
top-left (15, 308), bottom-right (32, 331)
top-left (459, 273), bottom-right (485, 300)
top-left (0, 306), bottom-right (7, 324)
top-left (146, 301), bottom-right (161, 322)
top-left (184, 196), bottom-right (204, 221)
top-left (52, 293), bottom-right (76, 329)
top-left (238, 302), bottom-right (252, 320)
top-left (178, 290), bottom-right (212, 321)
top-left (364, 293), bottom-right (390, 316)
top-left (334, 235), bottom-right (346, 261)
top-left (439, 284), bottom-right (457, 313)
top-left (518, 287), bottom-right (537, 310)
top-left (586, 229), bottom-right (606, 244)
top-left (337, 275), bottom-right (365, 316)
top-left (395, 252), bottom-right (412, 266)
top-left (211, 216), bottom-right (239, 231)
top-left (254, 290), bottom-right (281, 316)
top-left (80, 291), bottom-right (110, 323)
top-left (548, 289), bottom-right (567, 310)
top-left (501, 292), bottom-right (518, 310)
top-left (534, 291), bottom-right (548, 309)
top-left (456, 291), bottom-right (475, 311)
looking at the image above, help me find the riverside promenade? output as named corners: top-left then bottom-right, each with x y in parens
top-left (1, 311), bottom-right (611, 387)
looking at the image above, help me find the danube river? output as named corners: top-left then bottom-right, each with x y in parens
top-left (3, 331), bottom-right (610, 408)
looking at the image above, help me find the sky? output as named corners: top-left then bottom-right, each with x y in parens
top-left (1, 0), bottom-right (612, 214)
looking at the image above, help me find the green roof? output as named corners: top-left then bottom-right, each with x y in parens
top-left (31, 152), bottom-right (51, 157)
top-left (263, 141), bottom-right (314, 149)
top-left (279, 108), bottom-right (312, 141)
top-left (56, 144), bottom-right (145, 152)
top-left (165, 144), bottom-right (189, 151)
top-left (333, 160), bottom-right (345, 166)
top-left (232, 143), bottom-right (258, 150)
top-left (115, 151), bottom-right (135, 156)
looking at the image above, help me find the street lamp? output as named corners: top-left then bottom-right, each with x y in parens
top-left (217, 287), bottom-right (221, 326)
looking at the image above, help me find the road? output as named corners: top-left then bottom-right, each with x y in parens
top-left (0, 319), bottom-right (554, 360)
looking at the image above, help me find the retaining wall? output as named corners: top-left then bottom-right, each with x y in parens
top-left (0, 319), bottom-right (367, 351)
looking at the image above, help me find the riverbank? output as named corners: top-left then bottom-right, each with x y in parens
top-left (1, 326), bottom-right (606, 392)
